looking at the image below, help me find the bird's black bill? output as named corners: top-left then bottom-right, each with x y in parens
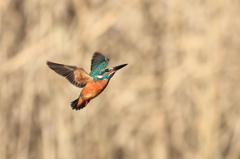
top-left (112, 64), bottom-right (128, 71)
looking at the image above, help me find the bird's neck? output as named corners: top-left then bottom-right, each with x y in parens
top-left (93, 74), bottom-right (110, 81)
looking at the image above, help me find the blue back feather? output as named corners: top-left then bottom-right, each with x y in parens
top-left (89, 52), bottom-right (109, 77)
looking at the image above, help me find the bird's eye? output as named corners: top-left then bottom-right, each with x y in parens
top-left (105, 67), bottom-right (114, 72)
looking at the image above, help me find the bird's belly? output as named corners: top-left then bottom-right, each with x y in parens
top-left (81, 80), bottom-right (109, 100)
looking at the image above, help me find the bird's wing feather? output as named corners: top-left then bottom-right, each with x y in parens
top-left (89, 52), bottom-right (109, 76)
top-left (47, 61), bottom-right (93, 88)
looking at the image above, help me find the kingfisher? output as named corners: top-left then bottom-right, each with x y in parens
top-left (47, 52), bottom-right (127, 110)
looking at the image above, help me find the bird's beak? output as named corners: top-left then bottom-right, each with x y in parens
top-left (112, 64), bottom-right (128, 71)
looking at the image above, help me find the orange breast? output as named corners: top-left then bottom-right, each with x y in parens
top-left (81, 79), bottom-right (109, 100)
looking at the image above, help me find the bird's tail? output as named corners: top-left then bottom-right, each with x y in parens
top-left (71, 97), bottom-right (90, 110)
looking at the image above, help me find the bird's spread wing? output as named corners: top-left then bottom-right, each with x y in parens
top-left (47, 61), bottom-right (93, 88)
top-left (89, 52), bottom-right (109, 77)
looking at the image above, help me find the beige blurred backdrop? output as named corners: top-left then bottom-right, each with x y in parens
top-left (1, 0), bottom-right (240, 159)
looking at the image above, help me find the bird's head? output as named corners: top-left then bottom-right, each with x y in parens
top-left (96, 63), bottom-right (128, 80)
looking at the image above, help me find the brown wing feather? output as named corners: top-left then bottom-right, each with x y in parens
top-left (47, 61), bottom-right (93, 88)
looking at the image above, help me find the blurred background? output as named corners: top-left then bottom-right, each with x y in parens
top-left (1, 0), bottom-right (240, 159)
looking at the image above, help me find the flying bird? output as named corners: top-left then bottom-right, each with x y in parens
top-left (47, 52), bottom-right (127, 110)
